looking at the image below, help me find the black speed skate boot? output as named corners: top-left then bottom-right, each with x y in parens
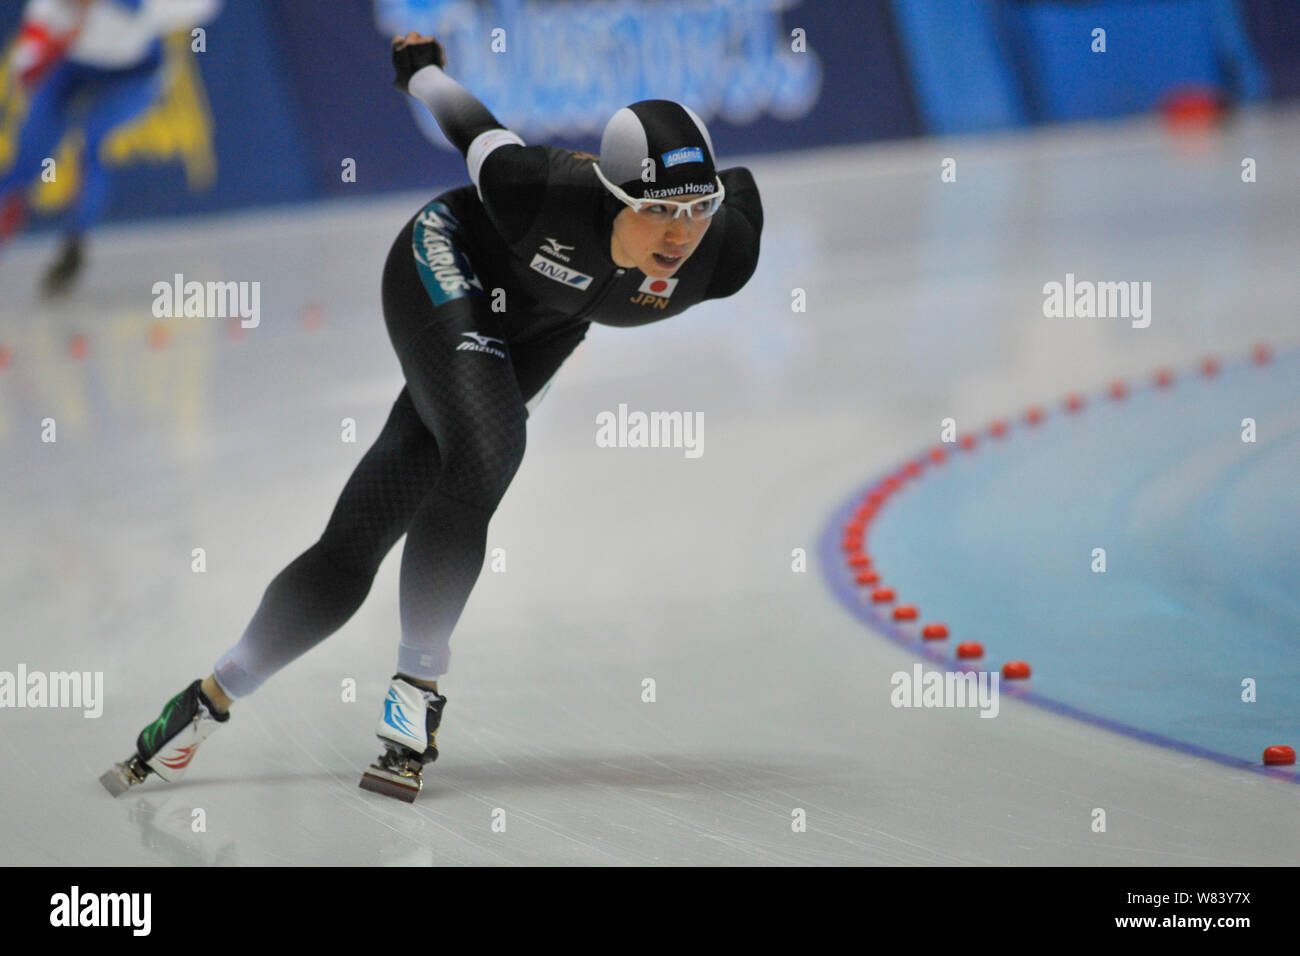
top-left (99, 679), bottom-right (230, 797)
top-left (359, 675), bottom-right (447, 803)
top-left (40, 234), bottom-right (83, 298)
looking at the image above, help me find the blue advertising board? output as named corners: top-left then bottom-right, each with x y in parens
top-left (2, 0), bottom-right (1296, 227)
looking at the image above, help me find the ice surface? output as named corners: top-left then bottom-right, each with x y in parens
top-left (1, 107), bottom-right (1298, 864)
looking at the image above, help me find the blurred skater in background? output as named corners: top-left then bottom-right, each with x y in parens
top-left (0, 0), bottom-right (220, 295)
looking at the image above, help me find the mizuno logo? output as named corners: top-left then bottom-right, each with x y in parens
top-left (541, 237), bottom-right (574, 261)
top-left (457, 331), bottom-right (506, 359)
top-left (529, 254), bottom-right (593, 290)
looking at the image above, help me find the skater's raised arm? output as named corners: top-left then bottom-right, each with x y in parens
top-left (11, 0), bottom-right (93, 87)
top-left (391, 33), bottom-right (544, 242)
top-left (392, 34), bottom-right (510, 156)
top-left (143, 0), bottom-right (223, 32)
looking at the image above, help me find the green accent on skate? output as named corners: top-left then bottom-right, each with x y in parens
top-left (140, 691), bottom-right (185, 753)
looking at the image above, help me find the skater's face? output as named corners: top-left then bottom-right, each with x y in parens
top-left (610, 206), bottom-right (712, 277)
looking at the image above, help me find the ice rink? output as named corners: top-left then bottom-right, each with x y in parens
top-left (2, 105), bottom-right (1297, 865)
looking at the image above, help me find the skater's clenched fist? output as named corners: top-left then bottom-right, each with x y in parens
top-left (392, 32), bottom-right (447, 92)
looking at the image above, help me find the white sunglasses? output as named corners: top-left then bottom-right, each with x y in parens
top-left (592, 163), bottom-right (726, 222)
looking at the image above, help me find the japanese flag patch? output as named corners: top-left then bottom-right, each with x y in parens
top-left (638, 275), bottom-right (678, 298)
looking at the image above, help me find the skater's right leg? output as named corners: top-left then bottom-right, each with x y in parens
top-left (100, 678), bottom-right (231, 795)
top-left (212, 388), bottom-right (442, 699)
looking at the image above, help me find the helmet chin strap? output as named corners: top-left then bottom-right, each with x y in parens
top-left (609, 217), bottom-right (637, 268)
top-left (601, 191), bottom-right (624, 231)
top-left (604, 195), bottom-right (635, 267)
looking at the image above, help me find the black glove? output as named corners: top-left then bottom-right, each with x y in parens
top-left (392, 36), bottom-right (447, 93)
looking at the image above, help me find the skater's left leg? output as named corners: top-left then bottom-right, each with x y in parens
top-left (0, 63), bottom-right (80, 238)
top-left (67, 61), bottom-right (162, 234)
top-left (358, 320), bottom-right (588, 799)
top-left (387, 340), bottom-right (525, 682)
top-left (392, 320), bottom-right (590, 682)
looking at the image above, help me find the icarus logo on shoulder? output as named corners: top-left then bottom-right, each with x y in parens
top-left (415, 215), bottom-right (484, 302)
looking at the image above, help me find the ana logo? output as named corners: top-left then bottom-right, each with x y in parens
top-left (529, 254), bottom-right (593, 290)
top-left (662, 147), bottom-right (704, 168)
top-left (457, 331), bottom-right (507, 359)
top-left (541, 237), bottom-right (574, 262)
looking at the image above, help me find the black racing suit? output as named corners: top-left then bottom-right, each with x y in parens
top-left (213, 69), bottom-right (762, 698)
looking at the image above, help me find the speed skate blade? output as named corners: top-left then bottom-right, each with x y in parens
top-left (359, 764), bottom-right (421, 803)
top-left (99, 762), bottom-right (138, 798)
